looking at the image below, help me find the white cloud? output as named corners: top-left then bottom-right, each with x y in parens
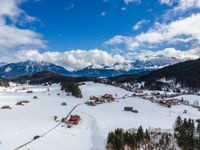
top-left (15, 49), bottom-right (126, 71)
top-left (100, 11), bottom-right (107, 16)
top-left (160, 0), bottom-right (200, 10)
top-left (104, 35), bottom-right (140, 50)
top-left (0, 20), bottom-right (45, 49)
top-left (105, 13), bottom-right (200, 50)
top-left (159, 0), bottom-right (174, 6)
top-left (133, 19), bottom-right (149, 31)
top-left (137, 47), bottom-right (200, 60)
top-left (0, 0), bottom-right (45, 57)
top-left (0, 0), bottom-right (22, 19)
top-left (136, 13), bottom-right (200, 43)
top-left (124, 0), bottom-right (141, 5)
top-left (177, 0), bottom-right (200, 10)
top-left (0, 0), bottom-right (37, 23)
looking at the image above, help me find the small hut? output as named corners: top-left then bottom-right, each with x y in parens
top-left (1, 105), bottom-right (12, 109)
top-left (124, 107), bottom-right (133, 112)
top-left (33, 96), bottom-right (38, 99)
top-left (61, 102), bottom-right (67, 106)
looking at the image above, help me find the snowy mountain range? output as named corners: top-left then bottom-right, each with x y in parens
top-left (0, 57), bottom-right (181, 79)
top-left (0, 62), bottom-right (7, 67)
top-left (0, 61), bottom-right (70, 79)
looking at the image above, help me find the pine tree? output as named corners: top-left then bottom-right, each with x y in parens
top-left (188, 119), bottom-right (195, 149)
top-left (145, 129), bottom-right (150, 141)
top-left (195, 122), bottom-right (200, 149)
top-left (174, 116), bottom-right (182, 140)
top-left (136, 126), bottom-right (144, 143)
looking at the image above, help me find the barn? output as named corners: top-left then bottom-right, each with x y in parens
top-left (69, 115), bottom-right (81, 125)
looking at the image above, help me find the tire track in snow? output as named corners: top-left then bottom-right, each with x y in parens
top-left (78, 111), bottom-right (105, 150)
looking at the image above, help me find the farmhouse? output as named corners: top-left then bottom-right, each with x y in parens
top-left (164, 99), bottom-right (178, 105)
top-left (88, 94), bottom-right (115, 105)
top-left (101, 94), bottom-right (114, 101)
top-left (159, 99), bottom-right (178, 107)
top-left (90, 96), bottom-right (100, 102)
top-left (69, 115), bottom-right (81, 125)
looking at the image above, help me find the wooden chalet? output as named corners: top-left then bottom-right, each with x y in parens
top-left (69, 115), bottom-right (81, 125)
top-left (101, 94), bottom-right (114, 101)
top-left (159, 99), bottom-right (178, 107)
top-left (90, 96), bottom-right (100, 102)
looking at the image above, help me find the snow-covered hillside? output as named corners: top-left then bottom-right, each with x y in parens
top-left (0, 82), bottom-right (199, 150)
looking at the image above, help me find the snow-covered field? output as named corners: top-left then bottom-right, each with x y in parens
top-left (176, 94), bottom-right (200, 104)
top-left (0, 82), bottom-right (200, 150)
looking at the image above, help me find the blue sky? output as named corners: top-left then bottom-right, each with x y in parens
top-left (20, 0), bottom-right (164, 50)
top-left (0, 0), bottom-right (200, 70)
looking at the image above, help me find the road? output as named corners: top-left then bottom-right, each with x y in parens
top-left (14, 103), bottom-right (83, 150)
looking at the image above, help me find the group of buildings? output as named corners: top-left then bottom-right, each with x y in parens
top-left (86, 94), bottom-right (115, 106)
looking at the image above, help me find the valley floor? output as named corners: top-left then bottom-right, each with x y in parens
top-left (0, 82), bottom-right (200, 150)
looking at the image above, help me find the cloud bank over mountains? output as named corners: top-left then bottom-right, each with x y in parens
top-left (16, 49), bottom-right (126, 71)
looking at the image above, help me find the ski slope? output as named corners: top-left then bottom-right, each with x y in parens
top-left (0, 82), bottom-right (200, 150)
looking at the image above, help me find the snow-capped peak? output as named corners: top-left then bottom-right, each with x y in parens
top-left (83, 57), bottom-right (181, 71)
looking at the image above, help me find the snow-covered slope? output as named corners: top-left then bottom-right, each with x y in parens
top-left (0, 82), bottom-right (199, 150)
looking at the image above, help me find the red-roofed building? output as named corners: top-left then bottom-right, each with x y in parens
top-left (69, 115), bottom-right (81, 125)
top-left (102, 94), bottom-right (114, 101)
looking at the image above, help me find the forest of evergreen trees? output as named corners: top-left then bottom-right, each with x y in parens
top-left (174, 116), bottom-right (200, 150)
top-left (106, 116), bottom-right (200, 150)
top-left (107, 127), bottom-right (148, 150)
top-left (106, 126), bottom-right (175, 150)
